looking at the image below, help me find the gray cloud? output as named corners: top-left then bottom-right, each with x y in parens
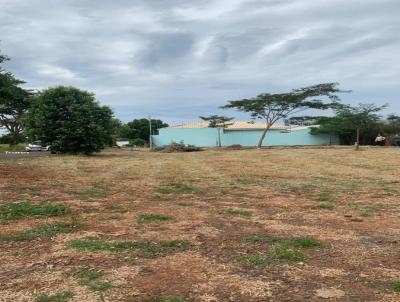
top-left (1, 0), bottom-right (399, 123)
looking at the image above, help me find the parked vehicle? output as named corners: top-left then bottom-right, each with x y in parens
top-left (25, 141), bottom-right (50, 152)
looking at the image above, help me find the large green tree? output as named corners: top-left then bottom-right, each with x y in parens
top-left (24, 86), bottom-right (114, 154)
top-left (310, 103), bottom-right (385, 145)
top-left (119, 118), bottom-right (168, 142)
top-left (221, 83), bottom-right (346, 148)
top-left (0, 51), bottom-right (32, 144)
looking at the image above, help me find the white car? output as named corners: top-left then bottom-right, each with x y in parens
top-left (25, 142), bottom-right (50, 152)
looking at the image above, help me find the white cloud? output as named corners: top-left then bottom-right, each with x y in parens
top-left (0, 0), bottom-right (399, 121)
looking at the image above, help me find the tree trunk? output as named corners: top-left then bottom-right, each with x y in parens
top-left (355, 128), bottom-right (360, 150)
top-left (257, 126), bottom-right (270, 148)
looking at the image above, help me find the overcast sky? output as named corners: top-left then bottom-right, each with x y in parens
top-left (1, 0), bottom-right (399, 123)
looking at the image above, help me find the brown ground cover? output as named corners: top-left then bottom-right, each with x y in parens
top-left (0, 148), bottom-right (399, 301)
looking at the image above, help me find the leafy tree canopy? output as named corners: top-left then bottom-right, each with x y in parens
top-left (0, 50), bottom-right (32, 144)
top-left (200, 115), bottom-right (234, 128)
top-left (221, 83), bottom-right (346, 147)
top-left (118, 118), bottom-right (168, 142)
top-left (24, 86), bottom-right (114, 154)
top-left (310, 103), bottom-right (386, 145)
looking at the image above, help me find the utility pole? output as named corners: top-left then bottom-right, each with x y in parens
top-left (149, 115), bottom-right (153, 150)
top-left (355, 128), bottom-right (360, 150)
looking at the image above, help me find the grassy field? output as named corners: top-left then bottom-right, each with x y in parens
top-left (0, 148), bottom-right (399, 301)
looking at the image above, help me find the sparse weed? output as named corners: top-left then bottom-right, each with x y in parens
top-left (68, 237), bottom-right (135, 251)
top-left (239, 255), bottom-right (271, 267)
top-left (137, 214), bottom-right (173, 223)
top-left (1, 221), bottom-right (82, 241)
top-left (68, 237), bottom-right (190, 257)
top-left (269, 246), bottom-right (305, 261)
top-left (0, 202), bottom-right (70, 224)
top-left (225, 208), bottom-right (252, 218)
top-left (317, 192), bottom-right (335, 202)
top-left (35, 291), bottom-right (74, 302)
top-left (105, 204), bottom-right (127, 213)
top-left (156, 182), bottom-right (195, 194)
top-left (177, 201), bottom-right (194, 207)
top-left (73, 267), bottom-right (112, 292)
top-left (317, 202), bottom-right (335, 210)
top-left (389, 282), bottom-right (400, 292)
top-left (244, 235), bottom-right (322, 248)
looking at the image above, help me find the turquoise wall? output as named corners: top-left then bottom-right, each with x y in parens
top-left (152, 127), bottom-right (339, 147)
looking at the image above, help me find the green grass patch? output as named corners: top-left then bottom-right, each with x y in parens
top-left (225, 208), bottom-right (252, 218)
top-left (68, 237), bottom-right (190, 257)
top-left (138, 240), bottom-right (191, 258)
top-left (35, 291), bottom-right (74, 302)
top-left (156, 182), bottom-right (196, 194)
top-left (176, 201), bottom-right (194, 207)
top-left (0, 221), bottom-right (82, 241)
top-left (151, 195), bottom-right (170, 202)
top-left (143, 298), bottom-right (191, 302)
top-left (68, 237), bottom-right (136, 252)
top-left (105, 204), bottom-right (127, 213)
top-left (317, 192), bottom-right (335, 202)
top-left (163, 298), bottom-right (191, 302)
top-left (389, 282), bottom-right (400, 292)
top-left (239, 255), bottom-right (271, 268)
top-left (70, 187), bottom-right (108, 201)
top-left (244, 235), bottom-right (322, 248)
top-left (269, 246), bottom-right (305, 261)
top-left (316, 202), bottom-right (335, 210)
top-left (137, 214), bottom-right (173, 224)
top-left (0, 202), bottom-right (71, 224)
top-left (73, 267), bottom-right (112, 292)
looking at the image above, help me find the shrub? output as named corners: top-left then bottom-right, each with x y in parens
top-left (129, 138), bottom-right (146, 147)
top-left (225, 144), bottom-right (243, 150)
top-left (154, 142), bottom-right (201, 153)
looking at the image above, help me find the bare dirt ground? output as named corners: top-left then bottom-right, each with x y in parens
top-left (0, 148), bottom-right (399, 302)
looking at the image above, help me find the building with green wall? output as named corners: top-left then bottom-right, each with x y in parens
top-left (151, 121), bottom-right (339, 147)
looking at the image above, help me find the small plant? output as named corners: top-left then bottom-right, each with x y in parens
top-left (137, 214), bottom-right (173, 223)
top-left (154, 142), bottom-right (201, 153)
top-left (73, 267), bottom-right (112, 292)
top-left (225, 208), bottom-right (252, 218)
top-left (68, 237), bottom-right (190, 257)
top-left (163, 298), bottom-right (191, 302)
top-left (70, 187), bottom-right (108, 201)
top-left (269, 246), bottom-right (305, 261)
top-left (0, 202), bottom-right (71, 224)
top-left (239, 255), bottom-right (270, 267)
top-left (156, 182), bottom-right (196, 194)
top-left (177, 201), bottom-right (194, 207)
top-left (1, 221), bottom-right (82, 241)
top-left (359, 206), bottom-right (379, 217)
top-left (389, 282), bottom-right (400, 292)
top-left (105, 204), bottom-right (127, 213)
top-left (244, 235), bottom-right (322, 248)
top-left (129, 138), bottom-right (146, 147)
top-left (317, 192), bottom-right (335, 202)
top-left (151, 195), bottom-right (169, 202)
top-left (138, 240), bottom-right (191, 258)
top-left (35, 291), bottom-right (74, 302)
top-left (68, 237), bottom-right (136, 252)
top-left (317, 202), bottom-right (335, 210)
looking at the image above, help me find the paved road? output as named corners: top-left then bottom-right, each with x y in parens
top-left (0, 151), bottom-right (51, 159)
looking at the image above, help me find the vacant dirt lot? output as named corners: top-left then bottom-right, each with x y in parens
top-left (1, 148), bottom-right (399, 302)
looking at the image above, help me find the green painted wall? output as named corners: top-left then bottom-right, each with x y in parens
top-left (152, 127), bottom-right (339, 147)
